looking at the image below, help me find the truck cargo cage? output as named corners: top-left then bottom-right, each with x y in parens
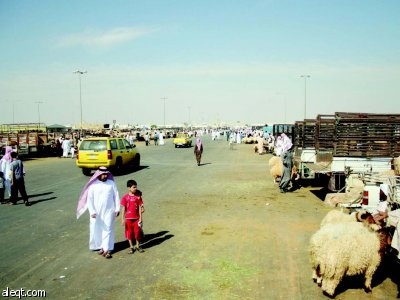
top-left (315, 114), bottom-right (335, 152)
top-left (334, 112), bottom-right (400, 157)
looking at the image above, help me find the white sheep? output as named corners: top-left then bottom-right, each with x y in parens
top-left (268, 155), bottom-right (280, 167)
top-left (319, 210), bottom-right (356, 228)
top-left (268, 156), bottom-right (282, 183)
top-left (320, 209), bottom-right (382, 231)
top-left (309, 222), bottom-right (389, 296)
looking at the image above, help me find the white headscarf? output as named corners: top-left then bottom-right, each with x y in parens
top-left (76, 167), bottom-right (114, 219)
top-left (281, 133), bottom-right (293, 153)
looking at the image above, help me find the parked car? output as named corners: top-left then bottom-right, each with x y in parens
top-left (76, 137), bottom-right (140, 175)
top-left (173, 133), bottom-right (192, 148)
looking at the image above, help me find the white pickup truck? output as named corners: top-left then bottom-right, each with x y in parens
top-left (296, 148), bottom-right (393, 192)
top-left (360, 173), bottom-right (400, 212)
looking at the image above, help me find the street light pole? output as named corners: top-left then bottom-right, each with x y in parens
top-left (301, 75), bottom-right (310, 119)
top-left (12, 102), bottom-right (15, 123)
top-left (35, 101), bottom-right (43, 130)
top-left (10, 100), bottom-right (22, 123)
top-left (74, 70), bottom-right (87, 137)
top-left (188, 106), bottom-right (192, 130)
top-left (161, 97), bottom-right (167, 128)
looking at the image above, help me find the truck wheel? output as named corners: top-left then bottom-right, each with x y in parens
top-left (82, 168), bottom-right (91, 176)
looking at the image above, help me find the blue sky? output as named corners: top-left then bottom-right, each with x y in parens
top-left (1, 0), bottom-right (399, 127)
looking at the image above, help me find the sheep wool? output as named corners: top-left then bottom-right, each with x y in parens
top-left (319, 209), bottom-right (361, 228)
top-left (268, 156), bottom-right (281, 167)
top-left (309, 222), bottom-right (383, 296)
top-left (268, 156), bottom-right (283, 183)
top-left (270, 163), bottom-right (283, 183)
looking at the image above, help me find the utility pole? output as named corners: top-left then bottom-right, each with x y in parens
top-left (300, 75), bottom-right (310, 119)
top-left (188, 106), bottom-right (191, 127)
top-left (35, 101), bottom-right (43, 130)
top-left (74, 70), bottom-right (87, 137)
top-left (161, 97), bottom-right (167, 127)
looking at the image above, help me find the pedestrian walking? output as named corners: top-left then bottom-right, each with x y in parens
top-left (229, 132), bottom-right (235, 150)
top-left (159, 132), bottom-right (165, 145)
top-left (62, 138), bottom-right (71, 158)
top-left (120, 179), bottom-right (145, 254)
top-left (153, 131), bottom-right (159, 146)
top-left (70, 143), bottom-right (76, 158)
top-left (9, 152), bottom-right (30, 206)
top-left (256, 133), bottom-right (265, 155)
top-left (0, 146), bottom-right (13, 200)
top-left (279, 147), bottom-right (293, 193)
top-left (194, 138), bottom-right (203, 166)
top-left (76, 167), bottom-right (120, 259)
top-left (144, 133), bottom-right (150, 146)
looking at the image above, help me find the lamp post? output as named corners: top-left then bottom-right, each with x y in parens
top-left (35, 101), bottom-right (43, 130)
top-left (13, 102), bottom-right (15, 123)
top-left (74, 70), bottom-right (87, 137)
top-left (300, 75), bottom-right (310, 119)
top-left (161, 97), bottom-right (167, 127)
top-left (11, 100), bottom-right (22, 123)
top-left (282, 95), bottom-right (287, 123)
top-left (188, 106), bottom-right (191, 126)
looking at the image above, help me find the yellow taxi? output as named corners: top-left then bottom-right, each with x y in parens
top-left (76, 137), bottom-right (140, 175)
top-left (173, 133), bottom-right (192, 148)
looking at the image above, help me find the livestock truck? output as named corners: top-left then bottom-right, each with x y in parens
top-left (0, 132), bottom-right (60, 157)
top-left (293, 112), bottom-right (400, 192)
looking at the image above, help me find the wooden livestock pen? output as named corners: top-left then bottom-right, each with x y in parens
top-left (334, 112), bottom-right (400, 157)
top-left (294, 112), bottom-right (400, 158)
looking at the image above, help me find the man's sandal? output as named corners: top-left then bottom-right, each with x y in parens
top-left (128, 247), bottom-right (135, 254)
top-left (104, 252), bottom-right (112, 259)
top-left (135, 246), bottom-right (145, 253)
top-left (98, 249), bottom-right (105, 255)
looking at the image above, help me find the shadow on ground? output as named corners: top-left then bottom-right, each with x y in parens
top-left (113, 230), bottom-right (174, 254)
top-left (329, 255), bottom-right (400, 298)
top-left (5, 192), bottom-right (57, 206)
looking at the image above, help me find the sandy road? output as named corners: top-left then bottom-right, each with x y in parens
top-left (0, 136), bottom-right (398, 299)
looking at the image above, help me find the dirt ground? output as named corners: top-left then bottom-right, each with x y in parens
top-left (0, 136), bottom-right (399, 299)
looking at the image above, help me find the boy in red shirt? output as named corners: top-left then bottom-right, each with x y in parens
top-left (121, 180), bottom-right (145, 254)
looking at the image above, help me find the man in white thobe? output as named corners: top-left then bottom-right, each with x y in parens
top-left (61, 138), bottom-right (71, 158)
top-left (0, 146), bottom-right (13, 200)
top-left (159, 132), bottom-right (165, 145)
top-left (76, 167), bottom-right (120, 258)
